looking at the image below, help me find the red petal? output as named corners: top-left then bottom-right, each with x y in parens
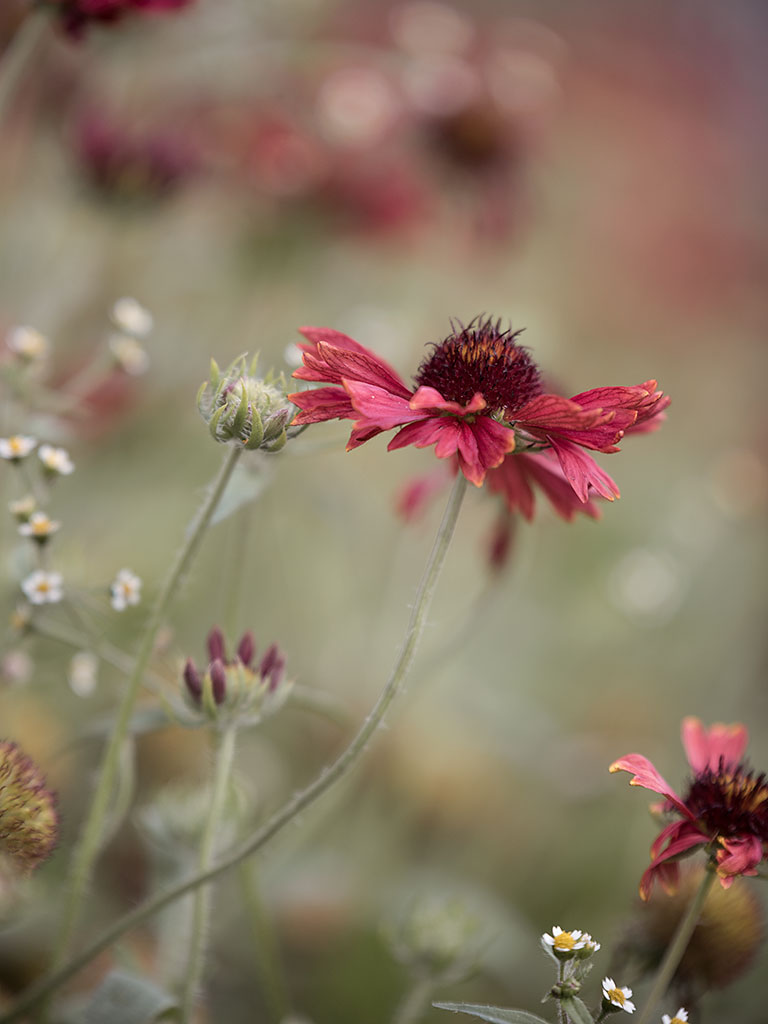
top-left (547, 438), bottom-right (620, 503)
top-left (344, 379), bottom-right (427, 430)
top-left (514, 393), bottom-right (612, 431)
top-left (716, 836), bottom-right (763, 883)
top-left (681, 716), bottom-right (748, 774)
top-left (289, 386), bottom-right (354, 424)
top-left (410, 386), bottom-right (487, 416)
top-left (609, 753), bottom-right (690, 817)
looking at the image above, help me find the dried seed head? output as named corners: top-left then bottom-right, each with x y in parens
top-left (0, 741), bottom-right (58, 875)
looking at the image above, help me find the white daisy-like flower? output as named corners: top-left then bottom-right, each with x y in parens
top-left (68, 651), bottom-right (99, 697)
top-left (0, 435), bottom-right (37, 461)
top-left (602, 978), bottom-right (635, 1014)
top-left (7, 325), bottom-right (50, 363)
top-left (19, 511), bottom-right (60, 541)
top-left (38, 444), bottom-right (75, 475)
top-left (542, 926), bottom-right (586, 955)
top-left (108, 333), bottom-right (150, 376)
top-left (110, 297), bottom-right (153, 338)
top-left (662, 1011), bottom-right (689, 1024)
top-left (110, 569), bottom-right (142, 611)
top-left (21, 570), bottom-right (63, 605)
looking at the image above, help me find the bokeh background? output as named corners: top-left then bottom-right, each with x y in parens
top-left (1, 0), bottom-right (767, 1021)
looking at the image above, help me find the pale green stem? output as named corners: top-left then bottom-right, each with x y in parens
top-left (238, 861), bottom-right (291, 1024)
top-left (48, 445), bottom-right (243, 974)
top-left (1, 473), bottom-right (468, 1023)
top-left (178, 725), bottom-right (238, 1022)
top-left (634, 867), bottom-right (716, 1024)
top-left (391, 974), bottom-right (435, 1024)
top-left (0, 9), bottom-right (48, 123)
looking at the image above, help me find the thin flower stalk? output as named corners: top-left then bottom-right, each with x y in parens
top-left (0, 472), bottom-right (467, 1023)
top-left (391, 975), bottom-right (436, 1024)
top-left (634, 868), bottom-right (715, 1024)
top-left (238, 861), bottom-right (291, 1024)
top-left (179, 725), bottom-right (238, 1023)
top-left (48, 444), bottom-right (243, 978)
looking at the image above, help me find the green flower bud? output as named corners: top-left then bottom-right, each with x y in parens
top-left (197, 354), bottom-right (297, 452)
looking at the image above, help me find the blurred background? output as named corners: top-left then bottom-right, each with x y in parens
top-left (1, 0), bottom-right (767, 1021)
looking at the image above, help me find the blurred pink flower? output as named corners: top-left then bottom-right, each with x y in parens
top-left (74, 111), bottom-right (197, 202)
top-left (52, 0), bottom-right (193, 39)
top-left (289, 316), bottom-right (668, 490)
top-left (610, 717), bottom-right (768, 900)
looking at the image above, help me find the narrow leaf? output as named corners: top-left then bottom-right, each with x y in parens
top-left (433, 1003), bottom-right (553, 1024)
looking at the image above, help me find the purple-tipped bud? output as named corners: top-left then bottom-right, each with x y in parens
top-left (266, 654), bottom-right (285, 693)
top-left (237, 630), bottom-right (256, 668)
top-left (210, 659), bottom-right (227, 704)
top-left (207, 626), bottom-right (227, 663)
top-left (183, 658), bottom-right (202, 702)
top-left (260, 643), bottom-right (285, 692)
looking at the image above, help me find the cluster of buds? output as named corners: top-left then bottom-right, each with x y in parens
top-left (182, 627), bottom-right (291, 726)
top-left (0, 740), bottom-right (58, 877)
top-left (197, 355), bottom-right (297, 452)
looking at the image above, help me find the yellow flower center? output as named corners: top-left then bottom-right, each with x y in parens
top-left (608, 988), bottom-right (626, 1007)
top-left (554, 933), bottom-right (577, 951)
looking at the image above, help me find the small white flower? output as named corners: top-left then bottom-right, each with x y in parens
top-left (38, 444), bottom-right (74, 475)
top-left (0, 435), bottom-right (37, 460)
top-left (21, 570), bottom-right (63, 605)
top-left (110, 297), bottom-right (153, 338)
top-left (542, 926), bottom-right (586, 955)
top-left (580, 931), bottom-right (601, 954)
top-left (19, 511), bottom-right (60, 541)
top-left (110, 568), bottom-right (142, 611)
top-left (602, 978), bottom-right (635, 1014)
top-left (7, 325), bottom-right (50, 362)
top-left (68, 651), bottom-right (99, 697)
top-left (9, 495), bottom-right (37, 521)
top-left (108, 333), bottom-right (150, 376)
top-left (662, 1011), bottom-right (689, 1024)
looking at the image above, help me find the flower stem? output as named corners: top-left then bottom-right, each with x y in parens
top-left (2, 473), bottom-right (467, 1023)
top-left (634, 867), bottom-right (716, 1024)
top-left (178, 725), bottom-right (238, 1023)
top-left (47, 445), bottom-right (243, 976)
top-left (391, 974), bottom-right (434, 1024)
top-left (0, 9), bottom-right (48, 124)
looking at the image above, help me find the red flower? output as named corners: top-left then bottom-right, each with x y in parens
top-left (610, 717), bottom-right (768, 900)
top-left (289, 317), bottom-right (668, 491)
top-left (51, 0), bottom-right (193, 38)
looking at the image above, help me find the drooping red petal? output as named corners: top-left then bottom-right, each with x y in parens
top-left (295, 340), bottom-right (412, 399)
top-left (387, 415), bottom-right (513, 486)
top-left (569, 384), bottom-right (653, 411)
top-left (396, 466), bottom-right (454, 521)
top-left (610, 753), bottom-right (691, 818)
top-left (289, 385), bottom-right (355, 424)
top-left (716, 836), bottom-right (764, 885)
top-left (344, 379), bottom-right (428, 430)
top-left (681, 716), bottom-right (749, 774)
top-left (522, 453), bottom-right (602, 521)
top-left (547, 437), bottom-right (620, 503)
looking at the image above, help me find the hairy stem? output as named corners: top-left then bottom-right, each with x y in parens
top-left (48, 445), bottom-right (243, 974)
top-left (3, 473), bottom-right (467, 1023)
top-left (178, 725), bottom-right (238, 1022)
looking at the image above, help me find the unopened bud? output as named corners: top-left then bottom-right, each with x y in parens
top-left (197, 354), bottom-right (297, 452)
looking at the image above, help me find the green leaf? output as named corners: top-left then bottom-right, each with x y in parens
top-left (82, 970), bottom-right (176, 1024)
top-left (561, 997), bottom-right (594, 1024)
top-left (433, 1003), bottom-right (553, 1024)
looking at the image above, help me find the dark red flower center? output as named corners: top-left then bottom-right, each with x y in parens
top-left (685, 762), bottom-right (768, 841)
top-left (414, 318), bottom-right (542, 417)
